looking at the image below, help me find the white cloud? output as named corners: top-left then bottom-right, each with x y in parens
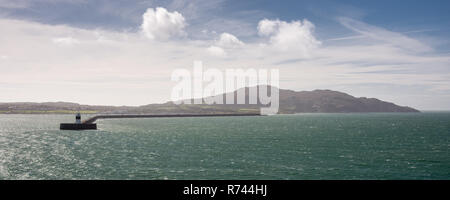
top-left (216, 32), bottom-right (244, 48)
top-left (0, 11), bottom-right (449, 109)
top-left (258, 19), bottom-right (278, 36)
top-left (207, 45), bottom-right (227, 57)
top-left (257, 19), bottom-right (321, 53)
top-left (52, 37), bottom-right (80, 45)
top-left (207, 32), bottom-right (243, 57)
top-left (141, 7), bottom-right (187, 40)
top-left (0, 55), bottom-right (8, 60)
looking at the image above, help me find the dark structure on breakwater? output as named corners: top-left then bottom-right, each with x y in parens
top-left (60, 113), bottom-right (261, 130)
top-left (60, 123), bottom-right (97, 130)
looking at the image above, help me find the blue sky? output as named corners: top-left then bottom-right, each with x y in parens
top-left (2, 0), bottom-right (449, 42)
top-left (0, 0), bottom-right (449, 109)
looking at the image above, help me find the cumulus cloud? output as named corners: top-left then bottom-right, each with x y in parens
top-left (52, 37), bottom-right (80, 45)
top-left (216, 32), bottom-right (244, 48)
top-left (141, 7), bottom-right (187, 40)
top-left (207, 45), bottom-right (227, 57)
top-left (207, 32), bottom-right (243, 57)
top-left (257, 19), bottom-right (321, 52)
top-left (258, 19), bottom-right (278, 36)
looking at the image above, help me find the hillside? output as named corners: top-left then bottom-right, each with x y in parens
top-left (0, 87), bottom-right (419, 114)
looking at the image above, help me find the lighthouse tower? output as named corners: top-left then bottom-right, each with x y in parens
top-left (75, 113), bottom-right (81, 124)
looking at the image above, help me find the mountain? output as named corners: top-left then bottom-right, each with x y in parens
top-left (277, 89), bottom-right (418, 113)
top-left (0, 87), bottom-right (419, 114)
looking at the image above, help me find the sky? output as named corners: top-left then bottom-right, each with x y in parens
top-left (0, 0), bottom-right (449, 110)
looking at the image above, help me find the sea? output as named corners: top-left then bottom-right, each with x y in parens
top-left (0, 112), bottom-right (449, 180)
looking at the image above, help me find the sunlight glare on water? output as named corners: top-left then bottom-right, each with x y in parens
top-left (0, 113), bottom-right (449, 180)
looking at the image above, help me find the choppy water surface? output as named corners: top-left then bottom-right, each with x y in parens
top-left (0, 113), bottom-right (449, 179)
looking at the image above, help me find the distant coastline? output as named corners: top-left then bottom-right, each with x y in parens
top-left (0, 87), bottom-right (420, 114)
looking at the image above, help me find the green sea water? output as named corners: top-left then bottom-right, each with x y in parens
top-left (0, 113), bottom-right (449, 180)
